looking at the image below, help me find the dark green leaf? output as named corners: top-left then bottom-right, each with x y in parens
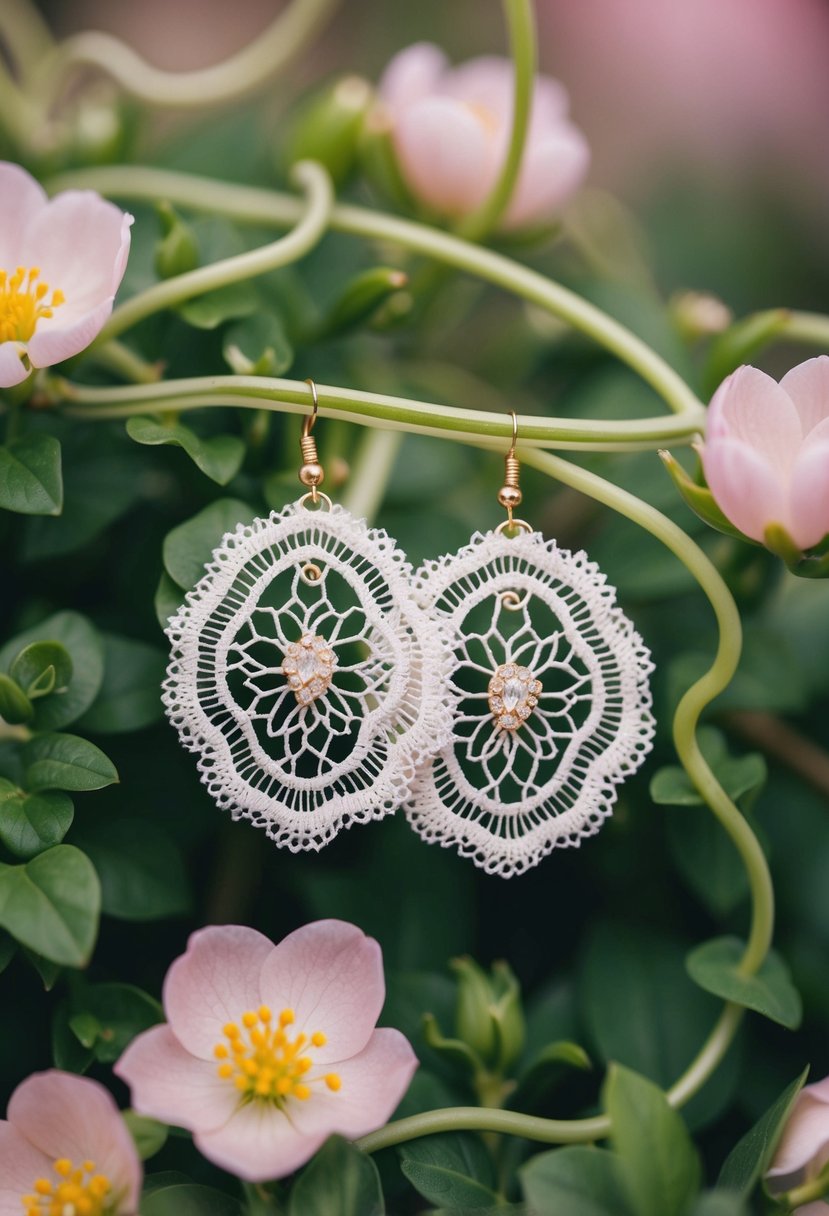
top-left (0, 613), bottom-right (105, 731)
top-left (124, 1111), bottom-right (169, 1161)
top-left (126, 417), bottom-right (245, 486)
top-left (142, 1183), bottom-right (245, 1216)
top-left (0, 433), bottom-right (62, 515)
top-left (686, 938), bottom-right (802, 1029)
top-left (24, 733), bottom-right (118, 792)
top-left (74, 818), bottom-right (192, 921)
top-left (317, 266), bottom-right (409, 340)
top-left (162, 498), bottom-right (257, 591)
top-left (72, 981), bottom-right (163, 1061)
top-left (155, 571), bottom-right (184, 631)
top-left (52, 998), bottom-right (94, 1072)
top-left (0, 929), bottom-right (16, 974)
top-left (605, 1064), bottom-right (701, 1216)
top-left (520, 1146), bottom-right (632, 1216)
top-left (690, 1193), bottom-right (749, 1216)
top-left (24, 948), bottom-right (63, 989)
top-left (718, 1068), bottom-right (809, 1196)
top-left (69, 1010), bottom-right (102, 1048)
top-left (76, 634), bottom-right (165, 734)
top-left (0, 844), bottom-right (100, 966)
top-left (223, 313), bottom-right (294, 375)
top-left (511, 1041), bottom-right (592, 1110)
top-left (0, 778), bottom-right (74, 858)
top-left (0, 673), bottom-right (33, 723)
top-left (650, 728), bottom-right (767, 809)
top-left (10, 641), bottom-right (73, 701)
top-left (178, 281), bottom-right (258, 329)
top-left (400, 1133), bottom-right (499, 1208)
top-left (289, 1135), bottom-right (384, 1216)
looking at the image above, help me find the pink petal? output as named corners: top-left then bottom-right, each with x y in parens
top-left (444, 55), bottom-right (516, 117)
top-left (791, 1205), bottom-right (829, 1215)
top-left (789, 435), bottom-right (829, 548)
top-left (27, 295), bottom-right (116, 370)
top-left (289, 1028), bottom-right (418, 1141)
top-left (393, 96), bottom-right (492, 216)
top-left (0, 162), bottom-right (47, 270)
top-left (503, 122), bottom-right (591, 228)
top-left (194, 1102), bottom-right (326, 1183)
top-left (701, 434), bottom-right (789, 542)
top-left (114, 1024), bottom-right (238, 1134)
top-left (0, 1122), bottom-right (53, 1216)
top-left (258, 920), bottom-right (385, 1064)
top-left (780, 355), bottom-right (829, 438)
top-left (707, 365), bottom-right (803, 467)
top-left (378, 42), bottom-right (448, 112)
top-left (163, 924), bottom-right (274, 1060)
top-left (21, 192), bottom-right (132, 314)
top-left (768, 1078), bottom-right (829, 1184)
top-left (8, 1071), bottom-right (141, 1210)
top-left (0, 341), bottom-right (29, 388)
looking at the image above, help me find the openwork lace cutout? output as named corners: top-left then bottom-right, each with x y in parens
top-left (164, 503), bottom-right (451, 851)
top-left (407, 529), bottom-right (655, 877)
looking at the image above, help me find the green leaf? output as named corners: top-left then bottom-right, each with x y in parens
top-left (0, 612), bottom-right (105, 731)
top-left (0, 844), bottom-right (100, 966)
top-left (178, 280), bottom-right (259, 329)
top-left (690, 1194), bottom-right (749, 1216)
top-left (0, 673), bottom-right (34, 724)
top-left (76, 634), bottom-right (165, 734)
top-left (400, 1133), bottom-right (499, 1208)
top-left (718, 1068), bottom-right (809, 1196)
top-left (511, 1040), bottom-right (592, 1109)
top-left (73, 818), bottom-right (192, 921)
top-left (155, 571), bottom-right (184, 631)
top-left (126, 417), bottom-right (245, 486)
top-left (316, 266), bottom-right (409, 340)
top-left (0, 929), bottom-right (16, 974)
top-left (10, 641), bottom-right (73, 701)
top-left (71, 981), bottom-right (163, 1061)
top-left (162, 498), bottom-right (257, 591)
top-left (223, 313), bottom-right (294, 376)
top-left (142, 1183), bottom-right (245, 1216)
top-left (650, 728), bottom-right (767, 809)
top-left (520, 1146), bottom-right (632, 1216)
top-left (70, 1010), bottom-right (102, 1047)
top-left (0, 433), bottom-right (62, 515)
top-left (24, 947), bottom-right (63, 989)
top-left (124, 1111), bottom-right (169, 1161)
top-left (289, 1135), bottom-right (384, 1216)
top-left (52, 999), bottom-right (94, 1072)
top-left (686, 937), bottom-right (802, 1029)
top-left (605, 1064), bottom-right (701, 1216)
top-left (24, 733), bottom-right (118, 793)
top-left (0, 778), bottom-right (74, 858)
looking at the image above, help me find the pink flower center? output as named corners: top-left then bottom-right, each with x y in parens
top-left (21, 1157), bottom-right (111, 1216)
top-left (0, 267), bottom-right (65, 345)
top-left (215, 1005), bottom-right (342, 1105)
top-left (487, 663), bottom-right (543, 732)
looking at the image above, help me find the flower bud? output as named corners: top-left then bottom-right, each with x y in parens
top-left (284, 76), bottom-right (373, 186)
top-left (452, 957), bottom-right (526, 1073)
top-left (155, 202), bottom-right (200, 280)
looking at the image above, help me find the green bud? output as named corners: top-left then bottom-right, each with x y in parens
top-left (421, 1012), bottom-right (481, 1076)
top-left (155, 202), bottom-right (200, 280)
top-left (452, 956), bottom-right (499, 1065)
top-left (10, 641), bottom-right (73, 702)
top-left (315, 266), bottom-right (409, 340)
top-left (0, 674), bottom-right (33, 725)
top-left (284, 76), bottom-right (373, 186)
top-left (489, 961), bottom-right (525, 1073)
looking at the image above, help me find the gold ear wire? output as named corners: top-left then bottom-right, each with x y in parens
top-left (497, 410), bottom-right (523, 526)
top-left (299, 378), bottom-right (324, 501)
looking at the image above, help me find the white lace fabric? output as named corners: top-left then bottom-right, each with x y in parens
top-left (164, 503), bottom-right (452, 851)
top-left (407, 529), bottom-right (656, 877)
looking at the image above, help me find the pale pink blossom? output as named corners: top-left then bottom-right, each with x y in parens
top-left (115, 920), bottom-right (418, 1182)
top-left (377, 43), bottom-right (589, 229)
top-left (0, 162), bottom-right (133, 388)
top-left (767, 1074), bottom-right (829, 1200)
top-left (701, 356), bottom-right (829, 551)
top-left (0, 1070), bottom-right (141, 1216)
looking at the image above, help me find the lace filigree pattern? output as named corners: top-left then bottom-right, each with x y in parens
top-left (163, 503), bottom-right (452, 851)
top-left (407, 529), bottom-right (655, 877)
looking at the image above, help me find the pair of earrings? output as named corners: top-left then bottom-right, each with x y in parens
top-left (163, 383), bottom-right (655, 878)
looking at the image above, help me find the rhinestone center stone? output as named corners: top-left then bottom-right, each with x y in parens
top-left (282, 634), bottom-right (336, 706)
top-left (488, 663), bottom-right (542, 731)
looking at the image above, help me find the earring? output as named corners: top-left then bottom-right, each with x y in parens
top-left (163, 382), bottom-right (451, 851)
top-left (407, 413), bottom-right (655, 878)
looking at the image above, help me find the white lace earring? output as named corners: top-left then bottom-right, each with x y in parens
top-left (163, 382), bottom-right (451, 851)
top-left (407, 413), bottom-right (656, 878)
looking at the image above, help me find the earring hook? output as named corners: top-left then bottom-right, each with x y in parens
top-left (509, 408), bottom-right (518, 453)
top-left (303, 377), bottom-right (319, 438)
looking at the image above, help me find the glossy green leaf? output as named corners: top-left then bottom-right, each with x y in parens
top-left (0, 433), bottom-right (62, 515)
top-left (52, 998), bottom-right (94, 1072)
top-left (142, 1183), bottom-right (245, 1216)
top-left (9, 641), bottom-right (73, 701)
top-left (124, 1111), bottom-right (169, 1161)
top-left (69, 981), bottom-right (163, 1061)
top-left (289, 1135), bottom-right (384, 1216)
top-left (77, 634), bottom-right (165, 734)
top-left (510, 1040), bottom-right (592, 1110)
top-left (0, 673), bottom-right (34, 724)
top-left (0, 613), bottom-right (105, 731)
top-left (126, 416), bottom-right (245, 486)
top-left (0, 778), bottom-right (74, 858)
top-left (24, 733), bottom-right (118, 792)
top-left (686, 937), bottom-right (802, 1029)
top-left (0, 844), bottom-right (100, 966)
top-left (178, 281), bottom-right (258, 329)
top-left (400, 1132), bottom-right (499, 1208)
top-left (520, 1146), bottom-right (632, 1216)
top-left (162, 498), bottom-right (257, 591)
top-left (650, 728), bottom-right (767, 809)
top-left (605, 1064), bottom-right (701, 1216)
top-left (74, 818), bottom-right (192, 921)
top-left (223, 313), bottom-right (294, 376)
top-left (24, 948), bottom-right (62, 990)
top-left (718, 1068), bottom-right (808, 1197)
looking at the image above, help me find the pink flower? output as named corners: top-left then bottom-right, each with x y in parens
top-left (0, 1070), bottom-right (141, 1216)
top-left (377, 43), bottom-right (589, 229)
top-left (701, 356), bottom-right (829, 551)
top-left (115, 920), bottom-right (418, 1182)
top-left (0, 161), bottom-right (133, 388)
top-left (767, 1075), bottom-right (829, 1200)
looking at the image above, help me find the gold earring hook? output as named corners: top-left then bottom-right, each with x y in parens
top-left (303, 377), bottom-right (319, 438)
top-left (498, 410), bottom-right (522, 525)
top-left (509, 408), bottom-right (518, 454)
top-left (299, 379), bottom-right (324, 503)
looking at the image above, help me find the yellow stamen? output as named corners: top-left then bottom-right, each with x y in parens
top-left (0, 266), bottom-right (65, 345)
top-left (311, 1031), bottom-right (327, 1047)
top-left (325, 1074), bottom-right (342, 1091)
top-left (213, 1005), bottom-right (341, 1109)
top-left (21, 1157), bottom-right (111, 1216)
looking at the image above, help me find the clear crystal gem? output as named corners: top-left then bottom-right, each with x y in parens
top-left (282, 633), bottom-right (336, 706)
top-left (487, 663), bottom-right (543, 732)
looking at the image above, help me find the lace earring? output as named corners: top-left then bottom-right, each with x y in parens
top-left (163, 382), bottom-right (451, 851)
top-left (407, 413), bottom-right (656, 877)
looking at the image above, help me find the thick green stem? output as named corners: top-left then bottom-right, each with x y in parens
top-left (780, 310), bottom-right (829, 349)
top-left (96, 162), bottom-right (333, 343)
top-left (47, 166), bottom-right (705, 420)
top-left (340, 428), bottom-right (403, 521)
